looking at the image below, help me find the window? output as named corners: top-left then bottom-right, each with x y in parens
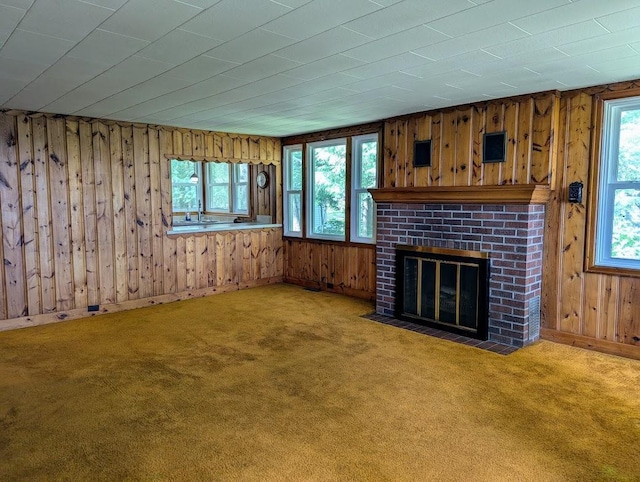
top-left (593, 95), bottom-right (640, 271)
top-left (282, 133), bottom-right (378, 244)
top-left (283, 145), bottom-right (303, 237)
top-left (351, 134), bottom-right (378, 243)
top-left (171, 160), bottom-right (202, 213)
top-left (307, 139), bottom-right (347, 241)
top-left (171, 159), bottom-right (249, 215)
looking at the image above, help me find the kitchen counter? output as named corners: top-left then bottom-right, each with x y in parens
top-left (167, 222), bottom-right (282, 235)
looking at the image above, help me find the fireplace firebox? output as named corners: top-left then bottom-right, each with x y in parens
top-left (396, 246), bottom-right (489, 340)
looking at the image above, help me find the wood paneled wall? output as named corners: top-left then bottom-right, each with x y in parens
top-left (0, 111), bottom-right (282, 329)
top-left (541, 85), bottom-right (640, 358)
top-left (381, 85), bottom-right (638, 358)
top-left (383, 92), bottom-right (559, 188)
top-left (284, 239), bottom-right (376, 300)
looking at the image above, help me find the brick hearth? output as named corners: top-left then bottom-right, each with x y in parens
top-left (375, 202), bottom-right (545, 347)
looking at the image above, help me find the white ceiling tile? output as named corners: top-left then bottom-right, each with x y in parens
top-left (0, 0), bottom-right (33, 8)
top-left (0, 57), bottom-right (47, 82)
top-left (203, 28), bottom-right (297, 64)
top-left (222, 55), bottom-right (301, 82)
top-left (67, 29), bottom-right (149, 65)
top-left (344, 52), bottom-right (433, 79)
top-left (0, 29), bottom-right (74, 65)
top-left (0, 77), bottom-right (22, 103)
top-left (283, 54), bottom-right (365, 80)
top-left (181, 0), bottom-right (290, 41)
top-left (2, 0), bottom-right (640, 137)
top-left (401, 50), bottom-right (500, 78)
top-left (344, 0), bottom-right (471, 39)
top-left (75, 75), bottom-right (192, 118)
top-left (484, 20), bottom-right (609, 59)
top-left (44, 55), bottom-right (176, 113)
top-left (18, 0), bottom-right (114, 41)
top-left (79, 0), bottom-right (128, 7)
top-left (273, 26), bottom-right (372, 63)
top-left (342, 25), bottom-right (448, 63)
top-left (267, 0), bottom-right (311, 7)
top-left (262, 0), bottom-right (382, 40)
top-left (0, 4), bottom-right (25, 33)
top-left (558, 26), bottom-right (640, 57)
top-left (597, 5), bottom-right (640, 33)
top-left (136, 29), bottom-right (222, 65)
top-left (413, 24), bottom-right (529, 61)
top-left (511, 0), bottom-right (640, 35)
top-left (174, 0), bottom-right (222, 7)
top-left (427, 0), bottom-right (568, 37)
top-left (165, 55), bottom-right (238, 82)
top-left (6, 56), bottom-right (108, 109)
top-left (100, 0), bottom-right (202, 42)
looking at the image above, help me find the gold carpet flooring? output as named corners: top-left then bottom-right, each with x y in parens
top-left (0, 283), bottom-right (639, 481)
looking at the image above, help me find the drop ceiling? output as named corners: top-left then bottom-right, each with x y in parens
top-left (1, 0), bottom-right (640, 137)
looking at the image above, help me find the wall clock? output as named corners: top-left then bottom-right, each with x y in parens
top-left (257, 171), bottom-right (269, 189)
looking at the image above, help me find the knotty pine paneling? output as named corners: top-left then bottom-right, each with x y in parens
top-left (0, 112), bottom-right (282, 328)
top-left (383, 92), bottom-right (560, 189)
top-left (283, 239), bottom-right (376, 301)
top-left (541, 88), bottom-right (640, 356)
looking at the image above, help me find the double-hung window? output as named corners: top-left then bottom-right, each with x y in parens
top-left (171, 159), bottom-right (249, 215)
top-left (283, 145), bottom-right (303, 237)
top-left (591, 95), bottom-right (640, 272)
top-left (351, 134), bottom-right (378, 243)
top-left (307, 139), bottom-right (347, 241)
top-left (282, 133), bottom-right (378, 244)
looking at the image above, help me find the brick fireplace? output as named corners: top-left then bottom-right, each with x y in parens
top-left (370, 186), bottom-right (548, 348)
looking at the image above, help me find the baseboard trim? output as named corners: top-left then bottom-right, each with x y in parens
top-left (541, 328), bottom-right (640, 360)
top-left (0, 277), bottom-right (283, 332)
top-left (284, 277), bottom-right (375, 301)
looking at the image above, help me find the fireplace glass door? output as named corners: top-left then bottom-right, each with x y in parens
top-left (396, 246), bottom-right (489, 339)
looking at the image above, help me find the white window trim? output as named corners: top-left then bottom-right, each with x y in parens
top-left (595, 96), bottom-right (640, 270)
top-left (306, 138), bottom-right (347, 242)
top-left (350, 133), bottom-right (378, 244)
top-left (283, 145), bottom-right (303, 237)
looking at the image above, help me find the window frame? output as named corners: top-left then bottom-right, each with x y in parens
top-left (283, 145), bottom-right (303, 238)
top-left (350, 133), bottom-right (378, 244)
top-left (306, 138), bottom-right (348, 242)
top-left (586, 90), bottom-right (640, 276)
top-left (171, 159), bottom-right (250, 216)
top-left (282, 131), bottom-right (379, 245)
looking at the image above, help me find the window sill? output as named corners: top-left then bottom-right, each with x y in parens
top-left (167, 222), bottom-right (282, 236)
top-left (585, 264), bottom-right (640, 279)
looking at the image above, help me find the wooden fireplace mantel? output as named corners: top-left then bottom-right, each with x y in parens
top-left (369, 184), bottom-right (551, 205)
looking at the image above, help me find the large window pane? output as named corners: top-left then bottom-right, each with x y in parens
top-left (289, 150), bottom-right (303, 190)
top-left (309, 141), bottom-right (346, 238)
top-left (235, 184), bottom-right (248, 213)
top-left (611, 188), bottom-right (640, 259)
top-left (171, 159), bottom-right (201, 212)
top-left (207, 185), bottom-right (229, 211)
top-left (207, 162), bottom-right (229, 183)
top-left (618, 109), bottom-right (640, 182)
top-left (358, 140), bottom-right (378, 188)
top-left (357, 192), bottom-right (375, 238)
top-left (288, 193), bottom-right (302, 232)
